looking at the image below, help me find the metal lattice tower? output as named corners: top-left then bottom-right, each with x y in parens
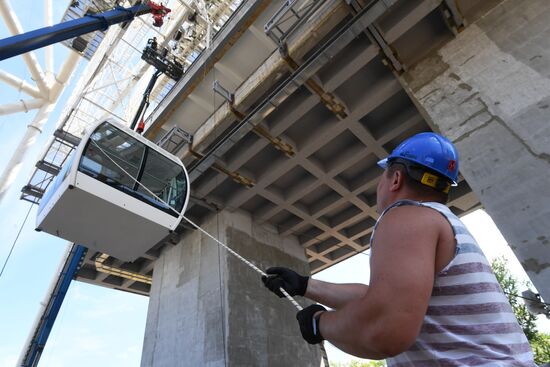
top-left (0, 0), bottom-right (243, 206)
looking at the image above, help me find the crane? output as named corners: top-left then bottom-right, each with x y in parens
top-left (0, 1), bottom-right (171, 61)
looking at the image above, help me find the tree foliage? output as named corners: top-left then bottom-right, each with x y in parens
top-left (330, 360), bottom-right (386, 367)
top-left (491, 256), bottom-right (550, 364)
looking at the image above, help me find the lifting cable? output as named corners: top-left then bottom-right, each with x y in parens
top-left (4, 93), bottom-right (83, 278)
top-left (0, 203), bottom-right (33, 279)
top-left (504, 291), bottom-right (550, 307)
top-left (90, 139), bottom-right (330, 366)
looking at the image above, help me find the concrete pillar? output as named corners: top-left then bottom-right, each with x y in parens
top-left (399, 0), bottom-right (550, 301)
top-left (141, 210), bottom-right (321, 367)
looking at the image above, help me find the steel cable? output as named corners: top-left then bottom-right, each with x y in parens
top-left (90, 138), bottom-right (331, 365)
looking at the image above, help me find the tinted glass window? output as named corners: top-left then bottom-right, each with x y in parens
top-left (79, 122), bottom-right (187, 217)
top-left (79, 122), bottom-right (145, 191)
top-left (137, 148), bottom-right (187, 214)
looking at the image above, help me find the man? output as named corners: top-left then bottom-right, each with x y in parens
top-left (262, 132), bottom-right (535, 365)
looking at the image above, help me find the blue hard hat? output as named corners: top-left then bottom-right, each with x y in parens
top-left (377, 132), bottom-right (459, 185)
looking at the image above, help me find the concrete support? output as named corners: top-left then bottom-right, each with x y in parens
top-left (399, 0), bottom-right (550, 301)
top-left (141, 210), bottom-right (320, 367)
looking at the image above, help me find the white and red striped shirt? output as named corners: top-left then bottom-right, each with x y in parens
top-left (371, 200), bottom-right (535, 366)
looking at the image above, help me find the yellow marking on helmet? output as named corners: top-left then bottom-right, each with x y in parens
top-left (421, 172), bottom-right (450, 194)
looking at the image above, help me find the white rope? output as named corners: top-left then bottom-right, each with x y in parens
top-left (90, 139), bottom-right (330, 366)
top-left (183, 215), bottom-right (329, 366)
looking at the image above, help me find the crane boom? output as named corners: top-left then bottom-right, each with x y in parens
top-left (0, 2), bottom-right (170, 61)
top-left (17, 244), bottom-right (87, 367)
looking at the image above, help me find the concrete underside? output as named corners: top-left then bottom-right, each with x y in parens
top-left (141, 210), bottom-right (320, 367)
top-left (138, 0), bottom-right (550, 365)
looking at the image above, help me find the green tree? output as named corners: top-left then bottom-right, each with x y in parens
top-left (330, 360), bottom-right (386, 367)
top-left (531, 332), bottom-right (550, 364)
top-left (491, 257), bottom-right (538, 339)
top-left (491, 256), bottom-right (550, 364)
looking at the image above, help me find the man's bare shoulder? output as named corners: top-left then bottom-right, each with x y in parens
top-left (377, 204), bottom-right (447, 235)
top-left (375, 203), bottom-right (455, 273)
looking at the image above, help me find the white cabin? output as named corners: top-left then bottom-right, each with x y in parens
top-left (36, 120), bottom-right (190, 261)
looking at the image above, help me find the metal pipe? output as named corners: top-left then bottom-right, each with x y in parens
top-left (0, 50), bottom-right (80, 204)
top-left (0, 99), bottom-right (44, 115)
top-left (94, 253), bottom-right (152, 284)
top-left (0, 103), bottom-right (54, 203)
top-left (0, 0), bottom-right (50, 95)
top-left (44, 0), bottom-right (54, 78)
top-left (48, 50), bottom-right (81, 102)
top-left (0, 70), bottom-right (42, 99)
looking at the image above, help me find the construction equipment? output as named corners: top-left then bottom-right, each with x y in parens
top-left (0, 1), bottom-right (171, 61)
top-left (131, 38), bottom-right (185, 133)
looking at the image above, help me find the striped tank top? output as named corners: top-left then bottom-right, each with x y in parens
top-left (371, 200), bottom-right (535, 366)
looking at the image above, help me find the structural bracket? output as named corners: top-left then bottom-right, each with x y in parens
top-left (347, 0), bottom-right (404, 73)
top-left (157, 126), bottom-right (193, 155)
top-left (365, 24), bottom-right (403, 72)
top-left (35, 160), bottom-right (61, 176)
top-left (53, 128), bottom-right (81, 147)
top-left (264, 0), bottom-right (325, 48)
top-left (213, 80), bottom-right (296, 156)
top-left (189, 149), bottom-right (255, 188)
top-left (441, 0), bottom-right (466, 35)
top-left (279, 47), bottom-right (349, 119)
top-left (213, 80), bottom-right (234, 104)
top-left (21, 185), bottom-right (45, 204)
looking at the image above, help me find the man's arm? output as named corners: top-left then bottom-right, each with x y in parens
top-left (305, 279), bottom-right (368, 310)
top-left (316, 206), bottom-right (440, 358)
top-left (262, 267), bottom-right (368, 309)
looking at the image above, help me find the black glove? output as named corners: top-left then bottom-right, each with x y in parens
top-left (261, 267), bottom-right (309, 298)
top-left (296, 304), bottom-right (326, 344)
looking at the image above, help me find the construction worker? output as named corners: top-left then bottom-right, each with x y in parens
top-left (262, 132), bottom-right (535, 365)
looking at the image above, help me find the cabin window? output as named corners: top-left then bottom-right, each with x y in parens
top-left (136, 148), bottom-right (187, 214)
top-left (80, 122), bottom-right (145, 190)
top-left (79, 122), bottom-right (186, 216)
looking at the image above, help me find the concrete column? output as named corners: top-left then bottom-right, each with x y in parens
top-left (141, 210), bottom-right (321, 367)
top-left (398, 0), bottom-right (550, 301)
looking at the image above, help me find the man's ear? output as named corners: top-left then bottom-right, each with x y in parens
top-left (389, 169), bottom-right (405, 192)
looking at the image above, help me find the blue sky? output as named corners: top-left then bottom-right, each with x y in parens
top-left (0, 2), bottom-right (148, 366)
top-left (1, 2), bottom-right (548, 366)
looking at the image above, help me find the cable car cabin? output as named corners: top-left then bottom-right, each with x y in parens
top-left (36, 120), bottom-right (190, 261)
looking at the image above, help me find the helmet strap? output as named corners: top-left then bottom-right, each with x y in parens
top-left (389, 159), bottom-right (451, 194)
top-left (419, 172), bottom-right (451, 194)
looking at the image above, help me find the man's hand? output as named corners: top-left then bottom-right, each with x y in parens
top-left (261, 267), bottom-right (309, 298)
top-left (296, 304), bottom-right (327, 344)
